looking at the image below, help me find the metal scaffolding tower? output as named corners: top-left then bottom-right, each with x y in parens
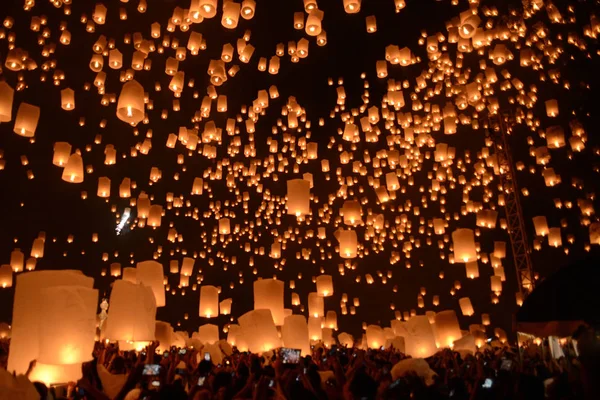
top-left (487, 114), bottom-right (535, 298)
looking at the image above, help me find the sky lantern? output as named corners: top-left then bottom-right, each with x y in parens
top-left (238, 309), bottom-right (281, 353)
top-left (0, 81), bottom-right (14, 122)
top-left (343, 0), bottom-right (361, 14)
top-left (116, 80), bottom-right (145, 125)
top-left (219, 218), bottom-right (231, 234)
top-left (222, 2), bottom-right (241, 29)
top-left (148, 205), bottom-right (163, 227)
top-left (308, 316), bottom-right (323, 341)
top-left (53, 142), bottom-right (72, 166)
top-left (122, 267), bottom-right (137, 283)
top-left (306, 9), bottom-right (324, 36)
top-left (104, 280), bottom-right (156, 343)
top-left (97, 177), bottom-right (111, 198)
top-left (339, 229), bottom-right (358, 258)
top-left (241, 0), bottom-right (256, 20)
top-left (137, 260), bottom-right (166, 307)
top-left (61, 152), bottom-right (84, 183)
top-left (459, 297), bottom-right (474, 316)
top-left (433, 310), bottom-right (462, 348)
top-left (31, 237), bottom-right (45, 258)
top-left (254, 278), bottom-right (285, 326)
top-left (281, 315), bottom-right (311, 355)
top-left (366, 325), bottom-right (385, 349)
top-left (199, 285), bottom-right (219, 318)
top-left (38, 286), bottom-right (98, 365)
top-left (0, 265), bottom-right (13, 288)
top-left (197, 0), bottom-right (218, 18)
top-left (220, 298), bottom-right (232, 315)
top-left (316, 274), bottom-right (333, 297)
top-left (287, 179), bottom-right (311, 216)
top-left (13, 103), bottom-right (40, 137)
top-left (8, 271), bottom-right (94, 375)
top-left (452, 228), bottom-right (477, 263)
top-left (308, 292), bottom-right (324, 318)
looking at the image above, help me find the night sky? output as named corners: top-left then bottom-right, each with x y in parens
top-left (1, 0), bottom-right (600, 340)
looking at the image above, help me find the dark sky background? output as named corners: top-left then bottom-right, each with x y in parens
top-left (1, 0), bottom-right (599, 340)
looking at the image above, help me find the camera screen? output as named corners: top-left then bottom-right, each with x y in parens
top-left (280, 348), bottom-right (301, 364)
top-left (143, 364), bottom-right (161, 376)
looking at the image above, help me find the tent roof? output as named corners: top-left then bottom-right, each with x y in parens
top-left (515, 256), bottom-right (600, 337)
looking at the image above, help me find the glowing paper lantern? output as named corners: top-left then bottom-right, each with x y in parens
top-left (8, 270), bottom-right (94, 375)
top-left (226, 324), bottom-right (247, 350)
top-left (14, 103), bottom-right (40, 137)
top-left (61, 88), bottom-right (75, 111)
top-left (548, 227), bottom-right (562, 247)
top-left (308, 316), bottom-right (323, 341)
top-left (287, 179), bottom-right (311, 216)
top-left (29, 363), bottom-right (83, 387)
top-left (452, 228), bottom-right (477, 262)
top-left (148, 205), bottom-right (163, 227)
top-left (366, 325), bottom-right (385, 349)
top-left (38, 286), bottom-right (99, 365)
top-left (103, 280), bottom-right (157, 343)
top-left (532, 216), bottom-right (549, 236)
top-left (491, 276), bottom-right (503, 293)
top-left (219, 218), bottom-right (231, 234)
top-left (316, 275), bottom-right (333, 297)
top-left (62, 153), bottom-right (84, 183)
top-left (122, 267), bottom-right (137, 283)
top-left (241, 0), bottom-right (256, 19)
top-left (222, 1), bottom-right (241, 29)
top-left (281, 315), bottom-right (311, 356)
top-left (97, 177), bottom-right (111, 198)
top-left (197, 324), bottom-right (219, 344)
top-left (197, 0), bottom-right (217, 18)
top-left (155, 321), bottom-right (174, 353)
top-left (0, 322), bottom-right (10, 339)
top-left (254, 279), bottom-right (285, 326)
top-left (401, 316), bottom-right (438, 358)
top-left (238, 309), bottom-right (281, 353)
top-left (458, 297), bottom-right (474, 316)
top-left (10, 249), bottom-right (24, 272)
top-left (199, 285), bottom-right (219, 318)
top-left (0, 81), bottom-right (14, 122)
top-left (0, 264), bottom-right (13, 288)
top-left (52, 142), bottom-right (71, 166)
top-left (434, 310), bottom-right (462, 348)
top-left (465, 261), bottom-right (479, 279)
top-left (220, 298), bottom-right (232, 315)
top-left (308, 292), bottom-right (324, 318)
top-left (181, 257), bottom-right (195, 276)
top-left (325, 311), bottom-right (338, 330)
top-left (339, 229), bottom-right (358, 258)
top-left (342, 200), bottom-right (362, 225)
top-left (343, 0), bottom-right (361, 14)
top-left (116, 80), bottom-right (145, 125)
top-left (136, 260), bottom-right (166, 307)
top-left (338, 332), bottom-right (353, 347)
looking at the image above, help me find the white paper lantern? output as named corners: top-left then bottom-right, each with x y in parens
top-left (281, 315), bottom-right (310, 356)
top-left (238, 309), bottom-right (281, 353)
top-left (199, 285), bottom-right (219, 318)
top-left (8, 270), bottom-right (93, 375)
top-left (253, 278), bottom-right (285, 326)
top-left (103, 280), bottom-right (157, 343)
top-left (38, 286), bottom-right (99, 365)
top-left (136, 260), bottom-right (166, 307)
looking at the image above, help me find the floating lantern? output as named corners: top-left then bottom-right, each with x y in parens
top-left (136, 260), bottom-right (166, 307)
top-left (199, 285), bottom-right (219, 318)
top-left (116, 80), bottom-right (145, 125)
top-left (254, 279), bottom-right (285, 326)
top-left (14, 103), bottom-right (40, 137)
top-left (238, 309), bottom-right (281, 353)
